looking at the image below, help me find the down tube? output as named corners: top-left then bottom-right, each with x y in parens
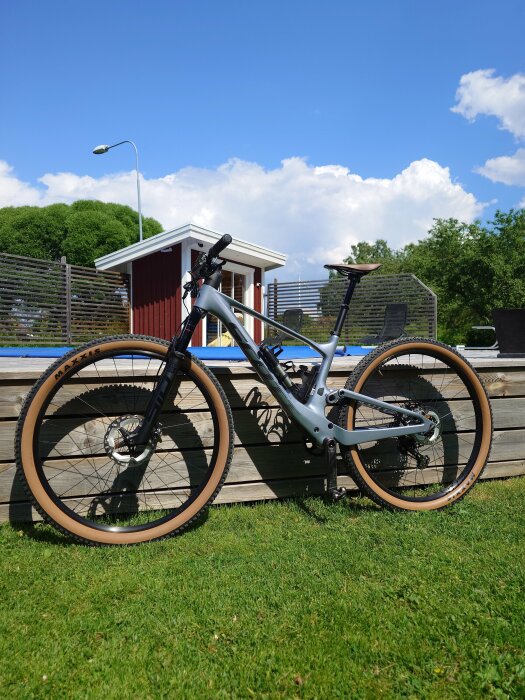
top-left (227, 293), bottom-right (340, 390)
top-left (195, 284), bottom-right (338, 445)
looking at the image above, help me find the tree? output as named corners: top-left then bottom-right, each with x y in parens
top-left (62, 209), bottom-right (130, 267)
top-left (0, 201), bottom-right (163, 266)
top-left (486, 209), bottom-right (525, 308)
top-left (0, 204), bottom-right (69, 261)
top-left (346, 239), bottom-right (390, 265)
top-left (318, 209), bottom-right (525, 344)
top-left (394, 210), bottom-right (525, 344)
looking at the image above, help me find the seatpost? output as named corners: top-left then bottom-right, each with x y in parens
top-left (331, 275), bottom-right (360, 336)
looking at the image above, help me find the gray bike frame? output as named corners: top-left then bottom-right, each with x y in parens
top-left (195, 283), bottom-right (433, 447)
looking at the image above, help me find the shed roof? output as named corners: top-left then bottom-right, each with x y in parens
top-left (95, 223), bottom-right (287, 272)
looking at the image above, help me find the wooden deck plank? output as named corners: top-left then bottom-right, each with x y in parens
top-left (2, 425), bottom-right (523, 507)
top-left (0, 355), bottom-right (524, 523)
top-left (1, 460), bottom-right (522, 523)
top-left (2, 407), bottom-right (524, 469)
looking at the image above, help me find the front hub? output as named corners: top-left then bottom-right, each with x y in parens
top-left (104, 416), bottom-right (161, 466)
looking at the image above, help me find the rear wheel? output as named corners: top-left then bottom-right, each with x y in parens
top-left (339, 338), bottom-right (492, 511)
top-left (16, 336), bottom-right (234, 545)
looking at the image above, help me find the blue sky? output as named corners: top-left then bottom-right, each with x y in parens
top-left (1, 0), bottom-right (524, 278)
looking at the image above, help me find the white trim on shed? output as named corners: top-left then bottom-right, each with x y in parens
top-left (95, 223), bottom-right (286, 273)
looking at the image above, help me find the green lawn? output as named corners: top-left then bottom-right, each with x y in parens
top-left (1, 479), bottom-right (524, 699)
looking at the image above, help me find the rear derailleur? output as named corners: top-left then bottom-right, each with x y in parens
top-left (398, 436), bottom-right (430, 469)
top-left (396, 402), bottom-right (431, 469)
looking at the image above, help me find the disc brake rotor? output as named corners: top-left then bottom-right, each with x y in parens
top-left (104, 416), bottom-right (161, 466)
top-left (414, 409), bottom-right (442, 445)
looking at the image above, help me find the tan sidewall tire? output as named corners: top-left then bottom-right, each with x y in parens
top-left (19, 339), bottom-right (232, 544)
top-left (347, 340), bottom-right (492, 511)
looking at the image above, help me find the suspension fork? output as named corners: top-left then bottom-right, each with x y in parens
top-left (126, 306), bottom-right (206, 447)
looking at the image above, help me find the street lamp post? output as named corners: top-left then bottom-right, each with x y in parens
top-left (92, 140), bottom-right (143, 242)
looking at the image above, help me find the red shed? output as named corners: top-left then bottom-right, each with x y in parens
top-left (95, 223), bottom-right (286, 346)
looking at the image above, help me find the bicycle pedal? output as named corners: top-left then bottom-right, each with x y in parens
top-left (329, 487), bottom-right (347, 502)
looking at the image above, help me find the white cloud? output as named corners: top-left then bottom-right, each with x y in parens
top-left (453, 69), bottom-right (525, 196)
top-left (0, 161), bottom-right (42, 206)
top-left (0, 157), bottom-right (484, 279)
top-left (452, 69), bottom-right (525, 139)
top-left (476, 148), bottom-right (525, 186)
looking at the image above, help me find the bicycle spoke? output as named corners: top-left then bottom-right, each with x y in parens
top-left (23, 340), bottom-right (230, 540)
top-left (343, 339), bottom-right (491, 509)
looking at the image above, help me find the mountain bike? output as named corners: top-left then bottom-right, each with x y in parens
top-left (16, 235), bottom-right (493, 545)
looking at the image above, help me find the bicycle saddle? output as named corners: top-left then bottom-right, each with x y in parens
top-left (324, 263), bottom-right (382, 277)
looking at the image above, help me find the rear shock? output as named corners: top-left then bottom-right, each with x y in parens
top-left (257, 345), bottom-right (295, 390)
top-left (257, 345), bottom-right (320, 403)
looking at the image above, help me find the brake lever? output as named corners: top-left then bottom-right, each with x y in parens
top-left (182, 279), bottom-right (199, 299)
top-left (184, 253), bottom-right (224, 299)
top-left (195, 251), bottom-right (207, 268)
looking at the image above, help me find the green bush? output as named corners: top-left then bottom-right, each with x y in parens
top-left (0, 201), bottom-right (163, 267)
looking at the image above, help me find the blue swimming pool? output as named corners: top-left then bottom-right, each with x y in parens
top-left (0, 345), bottom-right (371, 360)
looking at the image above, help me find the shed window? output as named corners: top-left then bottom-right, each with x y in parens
top-left (206, 270), bottom-right (246, 347)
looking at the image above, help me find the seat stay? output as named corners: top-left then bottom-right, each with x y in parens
top-left (326, 387), bottom-right (429, 420)
top-left (332, 421), bottom-right (432, 447)
top-left (328, 387), bottom-right (432, 446)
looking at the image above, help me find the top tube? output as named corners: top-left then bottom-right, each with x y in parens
top-left (218, 291), bottom-right (331, 358)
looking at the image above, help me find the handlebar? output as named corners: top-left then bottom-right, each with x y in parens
top-left (184, 234), bottom-right (232, 299)
top-left (207, 234), bottom-right (232, 262)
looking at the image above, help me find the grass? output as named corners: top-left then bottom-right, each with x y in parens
top-left (0, 479), bottom-right (524, 699)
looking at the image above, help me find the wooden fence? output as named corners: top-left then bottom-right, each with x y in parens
top-left (267, 274), bottom-right (437, 343)
top-left (0, 253), bottom-right (130, 346)
top-left (0, 357), bottom-right (523, 523)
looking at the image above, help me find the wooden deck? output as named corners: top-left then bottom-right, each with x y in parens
top-left (1, 351), bottom-right (524, 522)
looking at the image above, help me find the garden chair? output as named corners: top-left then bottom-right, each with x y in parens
top-left (358, 303), bottom-right (408, 345)
top-left (492, 308), bottom-right (525, 358)
top-left (465, 325), bottom-right (498, 351)
top-left (262, 307), bottom-right (304, 347)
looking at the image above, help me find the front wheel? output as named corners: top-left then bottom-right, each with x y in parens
top-left (16, 336), bottom-right (234, 545)
top-left (339, 338), bottom-right (492, 511)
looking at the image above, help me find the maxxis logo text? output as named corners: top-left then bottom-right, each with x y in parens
top-left (54, 348), bottom-right (101, 380)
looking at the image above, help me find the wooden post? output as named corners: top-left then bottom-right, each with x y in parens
top-left (65, 261), bottom-right (71, 345)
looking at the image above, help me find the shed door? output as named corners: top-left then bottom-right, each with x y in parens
top-left (206, 269), bottom-right (247, 346)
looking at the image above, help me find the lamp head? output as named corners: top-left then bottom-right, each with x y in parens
top-left (92, 144), bottom-right (110, 155)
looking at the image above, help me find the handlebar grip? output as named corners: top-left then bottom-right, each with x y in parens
top-left (207, 234), bottom-right (232, 260)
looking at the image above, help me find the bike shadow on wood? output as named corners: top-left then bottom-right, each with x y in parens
top-left (218, 378), bottom-right (381, 519)
top-left (10, 381), bottom-right (212, 534)
top-left (218, 366), bottom-right (462, 513)
top-left (219, 376), bottom-right (349, 502)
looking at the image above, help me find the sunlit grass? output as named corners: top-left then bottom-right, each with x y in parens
top-left (1, 478), bottom-right (524, 698)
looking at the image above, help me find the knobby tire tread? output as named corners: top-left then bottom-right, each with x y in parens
top-left (15, 334), bottom-right (235, 546)
top-left (339, 336), bottom-right (493, 511)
